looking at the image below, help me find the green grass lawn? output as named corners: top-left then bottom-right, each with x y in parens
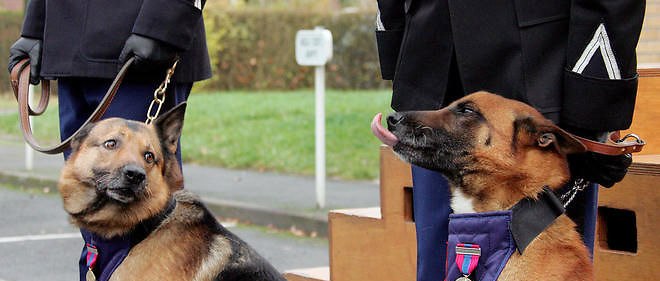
top-left (0, 90), bottom-right (394, 180)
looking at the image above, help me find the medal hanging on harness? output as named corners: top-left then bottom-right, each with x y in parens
top-left (86, 243), bottom-right (98, 281)
top-left (455, 243), bottom-right (481, 281)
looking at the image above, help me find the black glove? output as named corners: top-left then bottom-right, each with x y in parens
top-left (567, 152), bottom-right (632, 188)
top-left (8, 37), bottom-right (42, 85)
top-left (118, 34), bottom-right (178, 71)
top-left (562, 124), bottom-right (632, 187)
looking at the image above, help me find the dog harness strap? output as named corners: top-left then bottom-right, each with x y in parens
top-left (455, 243), bottom-right (481, 279)
top-left (509, 187), bottom-right (565, 254)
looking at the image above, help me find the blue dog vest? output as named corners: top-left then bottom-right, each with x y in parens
top-left (445, 188), bottom-right (565, 281)
top-left (79, 200), bottom-right (176, 281)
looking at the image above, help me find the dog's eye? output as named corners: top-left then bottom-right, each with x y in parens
top-left (104, 140), bottom-right (117, 150)
top-left (458, 106), bottom-right (476, 116)
top-left (144, 152), bottom-right (155, 163)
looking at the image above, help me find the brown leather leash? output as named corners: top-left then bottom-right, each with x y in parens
top-left (10, 57), bottom-right (135, 154)
top-left (572, 131), bottom-right (645, 156)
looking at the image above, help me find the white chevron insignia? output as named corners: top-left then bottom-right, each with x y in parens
top-left (572, 23), bottom-right (622, 80)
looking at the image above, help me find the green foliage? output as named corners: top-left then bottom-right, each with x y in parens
top-left (182, 90), bottom-right (394, 180)
top-left (0, 12), bottom-right (23, 93)
top-left (200, 9), bottom-right (390, 91)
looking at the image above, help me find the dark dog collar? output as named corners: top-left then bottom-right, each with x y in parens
top-left (129, 198), bottom-right (177, 245)
top-left (509, 187), bottom-right (565, 253)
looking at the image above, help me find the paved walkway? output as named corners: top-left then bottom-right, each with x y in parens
top-left (0, 186), bottom-right (329, 280)
top-left (0, 138), bottom-right (381, 236)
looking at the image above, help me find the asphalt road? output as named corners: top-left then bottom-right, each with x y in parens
top-left (0, 186), bottom-right (328, 281)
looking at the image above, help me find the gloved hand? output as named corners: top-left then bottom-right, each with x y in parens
top-left (8, 37), bottom-right (42, 85)
top-left (567, 152), bottom-right (632, 187)
top-left (118, 34), bottom-right (178, 70)
top-left (562, 124), bottom-right (633, 187)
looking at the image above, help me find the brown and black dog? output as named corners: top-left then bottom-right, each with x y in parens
top-left (372, 91), bottom-right (593, 280)
top-left (58, 103), bottom-right (286, 281)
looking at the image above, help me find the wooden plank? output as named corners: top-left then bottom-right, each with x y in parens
top-left (331, 207), bottom-right (382, 220)
top-left (622, 69), bottom-right (660, 154)
top-left (284, 267), bottom-right (330, 281)
top-left (379, 145), bottom-right (413, 223)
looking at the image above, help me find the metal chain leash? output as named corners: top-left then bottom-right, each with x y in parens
top-left (146, 59), bottom-right (179, 124)
top-left (560, 178), bottom-right (589, 208)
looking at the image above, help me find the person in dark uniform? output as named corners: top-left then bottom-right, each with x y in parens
top-left (7, 0), bottom-right (211, 280)
top-left (375, 0), bottom-right (644, 280)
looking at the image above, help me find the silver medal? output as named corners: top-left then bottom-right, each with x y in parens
top-left (455, 276), bottom-right (472, 281)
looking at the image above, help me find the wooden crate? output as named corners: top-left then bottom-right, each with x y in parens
top-left (594, 155), bottom-right (660, 280)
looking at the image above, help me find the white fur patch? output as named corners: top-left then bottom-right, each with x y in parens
top-left (451, 189), bottom-right (476, 214)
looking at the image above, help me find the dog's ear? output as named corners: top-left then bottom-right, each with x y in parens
top-left (537, 125), bottom-right (587, 155)
top-left (70, 122), bottom-right (96, 153)
top-left (154, 102), bottom-right (187, 154)
top-left (514, 117), bottom-right (586, 155)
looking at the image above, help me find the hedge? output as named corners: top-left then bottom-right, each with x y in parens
top-left (0, 10), bottom-right (389, 92)
top-left (201, 9), bottom-right (390, 90)
top-left (0, 12), bottom-right (22, 94)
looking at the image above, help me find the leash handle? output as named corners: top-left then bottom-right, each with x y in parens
top-left (10, 59), bottom-right (50, 116)
top-left (571, 131), bottom-right (645, 156)
top-left (10, 57), bottom-right (135, 154)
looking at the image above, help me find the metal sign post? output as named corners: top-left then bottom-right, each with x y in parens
top-left (25, 84), bottom-right (34, 170)
top-left (295, 27), bottom-right (333, 209)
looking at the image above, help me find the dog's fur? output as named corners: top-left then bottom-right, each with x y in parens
top-left (58, 103), bottom-right (286, 281)
top-left (386, 92), bottom-right (593, 280)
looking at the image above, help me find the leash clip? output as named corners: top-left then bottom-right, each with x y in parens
top-left (146, 58), bottom-right (179, 124)
top-left (618, 133), bottom-right (644, 144)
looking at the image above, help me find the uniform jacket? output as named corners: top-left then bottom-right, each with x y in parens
top-left (376, 0), bottom-right (645, 131)
top-left (20, 0), bottom-right (212, 83)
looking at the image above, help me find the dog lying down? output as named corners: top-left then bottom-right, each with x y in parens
top-left (372, 92), bottom-right (593, 281)
top-left (58, 103), bottom-right (286, 281)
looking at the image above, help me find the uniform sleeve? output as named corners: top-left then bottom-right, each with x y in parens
top-left (376, 0), bottom-right (407, 80)
top-left (561, 0), bottom-right (645, 132)
top-left (132, 0), bottom-right (206, 51)
top-left (21, 0), bottom-right (46, 39)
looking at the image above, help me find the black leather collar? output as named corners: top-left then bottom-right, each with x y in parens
top-left (129, 198), bottom-right (177, 245)
top-left (509, 187), bottom-right (565, 253)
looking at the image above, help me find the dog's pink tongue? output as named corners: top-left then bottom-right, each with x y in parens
top-left (371, 113), bottom-right (398, 146)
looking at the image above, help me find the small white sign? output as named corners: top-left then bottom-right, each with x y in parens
top-left (295, 27), bottom-right (333, 66)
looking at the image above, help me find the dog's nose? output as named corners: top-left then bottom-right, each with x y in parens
top-left (122, 165), bottom-right (146, 185)
top-left (387, 113), bottom-right (405, 128)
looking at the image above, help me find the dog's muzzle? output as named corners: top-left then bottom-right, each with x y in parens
top-left (122, 164), bottom-right (146, 185)
top-left (102, 164), bottom-right (146, 204)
